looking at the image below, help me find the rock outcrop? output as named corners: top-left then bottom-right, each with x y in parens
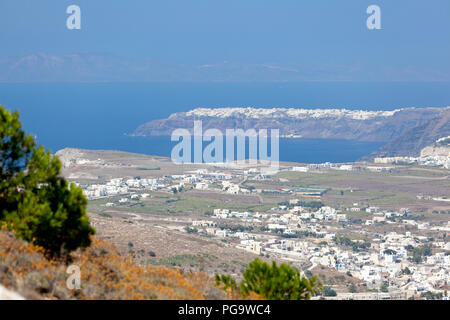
top-left (0, 285), bottom-right (24, 300)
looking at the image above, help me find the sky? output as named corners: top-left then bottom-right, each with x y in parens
top-left (0, 0), bottom-right (449, 80)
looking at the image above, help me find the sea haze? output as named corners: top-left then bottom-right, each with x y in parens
top-left (0, 82), bottom-right (448, 163)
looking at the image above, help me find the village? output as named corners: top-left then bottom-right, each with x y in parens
top-left (192, 204), bottom-right (450, 300)
top-left (75, 156), bottom-right (450, 300)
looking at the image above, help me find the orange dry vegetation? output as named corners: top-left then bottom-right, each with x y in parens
top-left (0, 228), bottom-right (226, 300)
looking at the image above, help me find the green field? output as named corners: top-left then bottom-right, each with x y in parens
top-left (88, 192), bottom-right (275, 215)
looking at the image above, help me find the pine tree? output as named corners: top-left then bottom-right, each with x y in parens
top-left (216, 258), bottom-right (321, 300)
top-left (0, 105), bottom-right (95, 256)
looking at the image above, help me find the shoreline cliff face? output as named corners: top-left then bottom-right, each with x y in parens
top-left (132, 107), bottom-right (447, 150)
top-left (363, 108), bottom-right (450, 159)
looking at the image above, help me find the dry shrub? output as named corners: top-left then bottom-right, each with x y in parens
top-left (73, 237), bottom-right (204, 299)
top-left (0, 226), bottom-right (68, 299)
top-left (0, 228), bottom-right (224, 300)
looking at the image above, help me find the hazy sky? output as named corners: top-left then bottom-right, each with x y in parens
top-left (1, 0), bottom-right (449, 76)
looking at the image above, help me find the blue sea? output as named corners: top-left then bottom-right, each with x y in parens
top-left (1, 82), bottom-right (449, 163)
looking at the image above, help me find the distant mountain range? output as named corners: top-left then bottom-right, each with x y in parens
top-left (132, 106), bottom-right (450, 159)
top-left (1, 53), bottom-right (449, 82)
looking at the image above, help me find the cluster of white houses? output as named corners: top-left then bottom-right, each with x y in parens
top-left (374, 155), bottom-right (450, 169)
top-left (78, 162), bottom-right (449, 299)
top-left (82, 177), bottom-right (166, 200)
top-left (191, 202), bottom-right (450, 299)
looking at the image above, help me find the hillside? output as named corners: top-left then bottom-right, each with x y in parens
top-left (421, 136), bottom-right (450, 157)
top-left (366, 108), bottom-right (450, 158)
top-left (132, 107), bottom-right (445, 143)
top-left (0, 229), bottom-right (225, 300)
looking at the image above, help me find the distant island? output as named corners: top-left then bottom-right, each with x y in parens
top-left (132, 106), bottom-right (450, 158)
